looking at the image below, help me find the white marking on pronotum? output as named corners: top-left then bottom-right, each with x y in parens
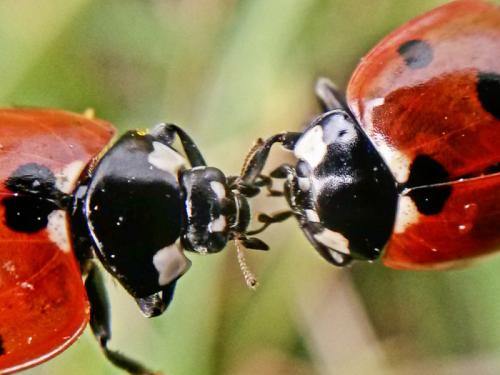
top-left (208, 215), bottom-right (226, 233)
top-left (152, 243), bottom-right (192, 286)
top-left (394, 196), bottom-right (420, 233)
top-left (294, 125), bottom-right (327, 169)
top-left (55, 160), bottom-right (85, 194)
top-left (47, 210), bottom-right (71, 252)
top-left (322, 114), bottom-right (356, 146)
top-left (314, 229), bottom-right (350, 255)
top-left (210, 181), bottom-right (226, 200)
top-left (148, 141), bottom-right (185, 174)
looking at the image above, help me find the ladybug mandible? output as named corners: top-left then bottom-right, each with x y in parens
top-left (0, 109), bottom-right (268, 374)
top-left (239, 0), bottom-right (500, 270)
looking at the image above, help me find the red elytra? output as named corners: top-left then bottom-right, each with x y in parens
top-left (346, 0), bottom-right (500, 269)
top-left (0, 109), bottom-right (115, 373)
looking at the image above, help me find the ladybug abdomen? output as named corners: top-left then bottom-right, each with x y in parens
top-left (346, 0), bottom-right (500, 269)
top-left (347, 0), bottom-right (500, 184)
top-left (0, 109), bottom-right (115, 373)
top-left (386, 172), bottom-right (500, 269)
top-left (357, 71), bottom-right (499, 184)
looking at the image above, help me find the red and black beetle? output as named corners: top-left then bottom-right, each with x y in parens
top-left (241, 0), bottom-right (500, 270)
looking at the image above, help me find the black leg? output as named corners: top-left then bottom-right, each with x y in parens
top-left (315, 77), bottom-right (348, 112)
top-left (253, 175), bottom-right (284, 196)
top-left (237, 132), bottom-right (301, 189)
top-left (246, 211), bottom-right (293, 235)
top-left (151, 123), bottom-right (206, 167)
top-left (85, 262), bottom-right (160, 375)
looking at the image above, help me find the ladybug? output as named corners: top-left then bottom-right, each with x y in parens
top-left (0, 109), bottom-right (268, 374)
top-left (239, 0), bottom-right (500, 270)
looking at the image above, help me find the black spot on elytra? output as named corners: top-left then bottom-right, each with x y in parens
top-left (398, 39), bottom-right (433, 69)
top-left (0, 334), bottom-right (5, 356)
top-left (405, 155), bottom-right (452, 215)
top-left (485, 163), bottom-right (500, 174)
top-left (477, 72), bottom-right (500, 120)
top-left (3, 163), bottom-right (66, 233)
top-left (407, 184), bottom-right (452, 215)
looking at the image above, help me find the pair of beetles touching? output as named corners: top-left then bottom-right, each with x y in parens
top-left (1, 0), bottom-right (499, 373)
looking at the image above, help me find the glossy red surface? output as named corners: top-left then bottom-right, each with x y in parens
top-left (386, 173), bottom-right (500, 270)
top-left (0, 109), bottom-right (115, 373)
top-left (346, 0), bottom-right (500, 269)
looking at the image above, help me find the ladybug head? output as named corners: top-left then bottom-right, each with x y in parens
top-left (180, 165), bottom-right (268, 288)
top-left (180, 166), bottom-right (268, 253)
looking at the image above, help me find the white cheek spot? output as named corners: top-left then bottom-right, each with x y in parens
top-left (210, 181), bottom-right (226, 199)
top-left (322, 115), bottom-right (356, 145)
top-left (314, 229), bottom-right (350, 255)
top-left (47, 210), bottom-right (71, 252)
top-left (208, 215), bottom-right (226, 233)
top-left (373, 140), bottom-right (411, 183)
top-left (394, 196), bottom-right (420, 233)
top-left (148, 141), bottom-right (185, 174)
top-left (152, 243), bottom-right (192, 286)
top-left (305, 209), bottom-right (320, 223)
top-left (55, 160), bottom-right (85, 194)
top-left (294, 126), bottom-right (327, 169)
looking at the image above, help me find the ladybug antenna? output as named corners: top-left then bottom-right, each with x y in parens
top-left (239, 138), bottom-right (265, 177)
top-left (234, 238), bottom-right (259, 290)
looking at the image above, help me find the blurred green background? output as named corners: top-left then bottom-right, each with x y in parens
top-left (1, 0), bottom-right (499, 374)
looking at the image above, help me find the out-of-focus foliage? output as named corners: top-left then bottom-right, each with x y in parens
top-left (1, 1), bottom-right (499, 374)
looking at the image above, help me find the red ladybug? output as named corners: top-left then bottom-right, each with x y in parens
top-left (0, 109), bottom-right (263, 374)
top-left (0, 110), bottom-right (113, 374)
top-left (240, 0), bottom-right (500, 270)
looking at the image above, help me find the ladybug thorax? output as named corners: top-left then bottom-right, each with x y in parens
top-left (290, 111), bottom-right (398, 262)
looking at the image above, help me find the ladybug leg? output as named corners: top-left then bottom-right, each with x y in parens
top-left (151, 123), bottom-right (206, 167)
top-left (246, 211), bottom-right (293, 235)
top-left (236, 132), bottom-right (301, 192)
top-left (315, 77), bottom-right (348, 111)
top-left (85, 262), bottom-right (159, 375)
top-left (253, 175), bottom-right (284, 196)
